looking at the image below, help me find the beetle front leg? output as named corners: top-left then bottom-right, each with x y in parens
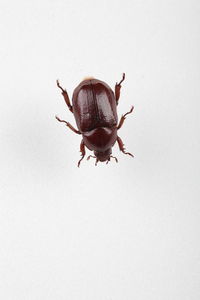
top-left (57, 80), bottom-right (73, 113)
top-left (117, 136), bottom-right (134, 157)
top-left (115, 73), bottom-right (125, 105)
top-left (106, 156), bottom-right (118, 164)
top-left (78, 140), bottom-right (86, 167)
top-left (117, 106), bottom-right (134, 130)
top-left (55, 116), bottom-right (81, 134)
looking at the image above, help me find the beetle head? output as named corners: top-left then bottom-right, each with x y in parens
top-left (87, 149), bottom-right (118, 165)
top-left (94, 149), bottom-right (112, 162)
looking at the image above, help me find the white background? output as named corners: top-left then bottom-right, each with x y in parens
top-left (0, 0), bottom-right (200, 299)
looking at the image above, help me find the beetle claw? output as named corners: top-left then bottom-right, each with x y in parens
top-left (55, 115), bottom-right (61, 122)
top-left (77, 159), bottom-right (83, 167)
top-left (56, 80), bottom-right (61, 89)
top-left (123, 106), bottom-right (134, 118)
top-left (77, 156), bottom-right (84, 167)
top-left (124, 152), bottom-right (134, 157)
top-left (117, 73), bottom-right (126, 86)
top-left (56, 80), bottom-right (65, 93)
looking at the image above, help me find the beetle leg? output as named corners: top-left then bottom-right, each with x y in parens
top-left (106, 158), bottom-right (110, 164)
top-left (110, 155), bottom-right (118, 163)
top-left (55, 116), bottom-right (81, 134)
top-left (117, 106), bottom-right (134, 130)
top-left (87, 155), bottom-right (96, 160)
top-left (115, 73), bottom-right (125, 104)
top-left (87, 155), bottom-right (99, 166)
top-left (57, 80), bottom-right (73, 113)
top-left (78, 140), bottom-right (86, 167)
top-left (117, 136), bottom-right (134, 157)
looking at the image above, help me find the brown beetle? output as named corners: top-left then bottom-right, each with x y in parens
top-left (56, 73), bottom-right (134, 167)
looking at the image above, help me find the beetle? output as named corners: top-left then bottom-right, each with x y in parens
top-left (56, 73), bottom-right (134, 167)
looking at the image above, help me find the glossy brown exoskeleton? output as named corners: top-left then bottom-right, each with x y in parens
top-left (56, 73), bottom-right (134, 167)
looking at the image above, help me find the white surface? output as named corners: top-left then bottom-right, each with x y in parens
top-left (0, 0), bottom-right (200, 299)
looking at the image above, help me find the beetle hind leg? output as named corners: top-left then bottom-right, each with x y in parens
top-left (117, 136), bottom-right (134, 157)
top-left (57, 80), bottom-right (73, 113)
top-left (115, 73), bottom-right (125, 105)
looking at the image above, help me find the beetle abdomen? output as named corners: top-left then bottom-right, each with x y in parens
top-left (72, 79), bottom-right (118, 132)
